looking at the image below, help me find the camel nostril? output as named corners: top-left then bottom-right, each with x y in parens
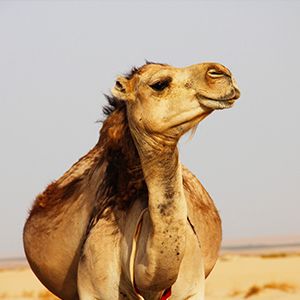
top-left (207, 68), bottom-right (229, 79)
top-left (206, 63), bottom-right (232, 79)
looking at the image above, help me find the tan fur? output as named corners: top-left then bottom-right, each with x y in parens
top-left (23, 61), bottom-right (240, 300)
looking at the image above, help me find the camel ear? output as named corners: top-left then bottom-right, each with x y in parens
top-left (111, 76), bottom-right (134, 101)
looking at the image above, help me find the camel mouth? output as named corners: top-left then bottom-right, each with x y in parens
top-left (197, 89), bottom-right (240, 110)
top-left (198, 98), bottom-right (236, 110)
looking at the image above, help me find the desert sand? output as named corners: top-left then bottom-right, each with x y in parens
top-left (206, 252), bottom-right (300, 300)
top-left (0, 252), bottom-right (300, 299)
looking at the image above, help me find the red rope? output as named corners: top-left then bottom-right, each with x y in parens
top-left (161, 287), bottom-right (172, 300)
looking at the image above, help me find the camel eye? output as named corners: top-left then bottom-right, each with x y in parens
top-left (149, 78), bottom-right (171, 91)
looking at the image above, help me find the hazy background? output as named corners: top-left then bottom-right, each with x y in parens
top-left (0, 0), bottom-right (299, 258)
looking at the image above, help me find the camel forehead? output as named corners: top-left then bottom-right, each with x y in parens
top-left (134, 63), bottom-right (191, 82)
top-left (138, 63), bottom-right (173, 74)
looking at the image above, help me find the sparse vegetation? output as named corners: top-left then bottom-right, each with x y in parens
top-left (244, 282), bottom-right (296, 298)
top-left (260, 252), bottom-right (300, 259)
top-left (244, 285), bottom-right (261, 298)
top-left (219, 255), bottom-right (232, 262)
top-left (38, 290), bottom-right (59, 300)
top-left (21, 290), bottom-right (34, 298)
top-left (0, 290), bottom-right (58, 300)
top-left (260, 252), bottom-right (288, 259)
top-left (229, 289), bottom-right (243, 297)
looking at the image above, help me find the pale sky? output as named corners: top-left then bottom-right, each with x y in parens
top-left (0, 0), bottom-right (299, 258)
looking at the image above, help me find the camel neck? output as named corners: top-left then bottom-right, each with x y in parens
top-left (141, 149), bottom-right (187, 226)
top-left (132, 140), bottom-right (188, 292)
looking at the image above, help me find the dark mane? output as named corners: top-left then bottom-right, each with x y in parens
top-left (123, 61), bottom-right (167, 80)
top-left (145, 60), bottom-right (167, 66)
top-left (125, 66), bottom-right (139, 80)
top-left (93, 99), bottom-right (147, 221)
top-left (102, 94), bottom-right (125, 117)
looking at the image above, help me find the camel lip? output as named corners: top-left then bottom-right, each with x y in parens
top-left (196, 87), bottom-right (240, 103)
top-left (198, 98), bottom-right (235, 110)
top-left (196, 91), bottom-right (239, 110)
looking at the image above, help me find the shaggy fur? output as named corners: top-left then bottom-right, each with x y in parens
top-left (29, 93), bottom-right (147, 222)
top-left (93, 99), bottom-right (147, 219)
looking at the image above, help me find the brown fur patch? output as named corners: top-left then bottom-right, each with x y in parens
top-left (29, 95), bottom-right (147, 222)
top-left (92, 104), bottom-right (147, 220)
top-left (28, 144), bottom-right (103, 218)
top-left (29, 177), bottom-right (83, 216)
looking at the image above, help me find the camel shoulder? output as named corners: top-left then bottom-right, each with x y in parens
top-left (181, 164), bottom-right (222, 277)
top-left (182, 164), bottom-right (216, 209)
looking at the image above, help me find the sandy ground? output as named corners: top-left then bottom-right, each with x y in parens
top-left (0, 252), bottom-right (300, 299)
top-left (206, 252), bottom-right (300, 300)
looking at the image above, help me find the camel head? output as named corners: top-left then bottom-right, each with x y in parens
top-left (111, 62), bottom-right (240, 148)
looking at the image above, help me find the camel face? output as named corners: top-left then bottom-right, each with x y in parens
top-left (112, 62), bottom-right (240, 139)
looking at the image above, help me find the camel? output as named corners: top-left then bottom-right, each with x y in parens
top-left (23, 61), bottom-right (240, 300)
